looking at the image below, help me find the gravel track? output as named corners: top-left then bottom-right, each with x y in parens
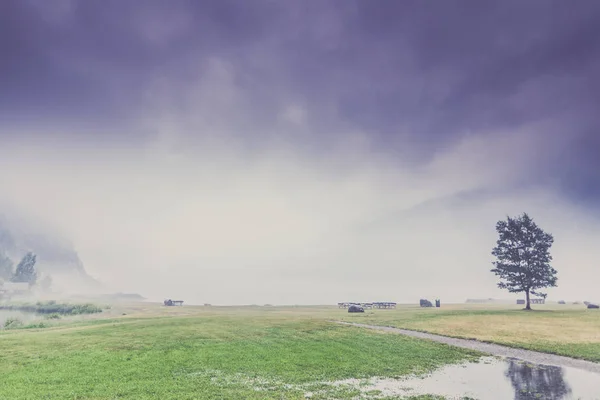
top-left (335, 321), bottom-right (600, 373)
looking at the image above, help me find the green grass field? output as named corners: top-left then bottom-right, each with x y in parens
top-left (0, 305), bottom-right (480, 400)
top-left (1, 302), bottom-right (598, 399)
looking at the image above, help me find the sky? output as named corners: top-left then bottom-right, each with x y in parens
top-left (1, 0), bottom-right (599, 304)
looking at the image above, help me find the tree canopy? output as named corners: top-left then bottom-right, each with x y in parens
top-left (11, 252), bottom-right (38, 286)
top-left (491, 213), bottom-right (557, 310)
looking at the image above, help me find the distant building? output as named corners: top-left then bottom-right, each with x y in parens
top-left (0, 282), bottom-right (30, 299)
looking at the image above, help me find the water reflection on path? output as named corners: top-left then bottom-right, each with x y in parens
top-left (334, 357), bottom-right (599, 399)
top-left (506, 358), bottom-right (571, 399)
top-left (382, 357), bottom-right (600, 399)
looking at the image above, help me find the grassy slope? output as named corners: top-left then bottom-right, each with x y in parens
top-left (338, 304), bottom-right (600, 362)
top-left (0, 307), bottom-right (479, 400)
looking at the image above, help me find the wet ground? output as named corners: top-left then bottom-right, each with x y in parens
top-left (335, 356), bottom-right (600, 399)
top-left (334, 321), bottom-right (600, 399)
top-left (183, 357), bottom-right (600, 399)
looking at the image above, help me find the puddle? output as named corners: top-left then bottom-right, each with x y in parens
top-left (181, 356), bottom-right (600, 399)
top-left (333, 357), bottom-right (600, 399)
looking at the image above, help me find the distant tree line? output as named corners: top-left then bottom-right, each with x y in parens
top-left (0, 300), bottom-right (102, 315)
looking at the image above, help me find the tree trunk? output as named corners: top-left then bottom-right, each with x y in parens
top-left (525, 289), bottom-right (531, 310)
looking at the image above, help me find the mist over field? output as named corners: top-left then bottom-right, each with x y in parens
top-left (1, 0), bottom-right (599, 305)
top-left (2, 126), bottom-right (598, 305)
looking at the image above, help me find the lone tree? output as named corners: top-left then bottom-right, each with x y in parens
top-left (491, 213), bottom-right (557, 310)
top-left (11, 252), bottom-right (38, 286)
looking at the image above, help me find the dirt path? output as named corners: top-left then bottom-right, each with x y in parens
top-left (335, 321), bottom-right (600, 373)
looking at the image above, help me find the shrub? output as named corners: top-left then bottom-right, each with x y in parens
top-left (4, 317), bottom-right (24, 329)
top-left (24, 322), bottom-right (48, 329)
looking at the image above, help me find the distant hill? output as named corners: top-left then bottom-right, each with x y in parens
top-left (0, 212), bottom-right (103, 294)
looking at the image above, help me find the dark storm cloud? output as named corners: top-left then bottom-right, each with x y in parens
top-left (1, 0), bottom-right (599, 203)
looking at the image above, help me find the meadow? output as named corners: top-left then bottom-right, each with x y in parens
top-left (0, 304), bottom-right (480, 400)
top-left (0, 302), bottom-right (598, 399)
top-left (338, 303), bottom-right (600, 362)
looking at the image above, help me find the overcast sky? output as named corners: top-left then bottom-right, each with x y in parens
top-left (1, 0), bottom-right (599, 304)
